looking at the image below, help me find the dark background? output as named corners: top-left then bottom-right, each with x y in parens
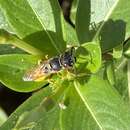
top-left (0, 0), bottom-right (74, 115)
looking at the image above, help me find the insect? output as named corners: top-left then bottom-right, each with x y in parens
top-left (23, 47), bottom-right (76, 81)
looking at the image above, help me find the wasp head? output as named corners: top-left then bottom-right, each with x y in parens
top-left (60, 47), bottom-right (76, 69)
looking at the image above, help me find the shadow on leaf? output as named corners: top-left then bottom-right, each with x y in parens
top-left (23, 30), bottom-right (66, 57)
top-left (99, 19), bottom-right (126, 52)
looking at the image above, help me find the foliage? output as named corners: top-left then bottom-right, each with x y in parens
top-left (0, 107), bottom-right (7, 126)
top-left (0, 0), bottom-right (130, 129)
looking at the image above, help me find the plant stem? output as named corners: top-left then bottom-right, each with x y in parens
top-left (115, 58), bottom-right (127, 72)
top-left (127, 60), bottom-right (130, 101)
top-left (10, 36), bottom-right (44, 55)
top-left (0, 34), bottom-right (44, 56)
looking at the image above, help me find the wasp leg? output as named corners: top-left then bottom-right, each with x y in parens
top-left (47, 78), bottom-right (62, 92)
top-left (45, 55), bottom-right (49, 60)
top-left (57, 72), bottom-right (64, 79)
top-left (74, 73), bottom-right (91, 79)
top-left (48, 78), bottom-right (55, 85)
top-left (38, 59), bottom-right (43, 65)
top-left (60, 69), bottom-right (75, 81)
top-left (46, 74), bottom-right (53, 83)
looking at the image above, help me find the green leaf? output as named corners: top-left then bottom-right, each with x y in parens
top-left (70, 0), bottom-right (77, 24)
top-left (0, 87), bottom-right (51, 129)
top-left (0, 44), bottom-right (26, 55)
top-left (76, 0), bottom-right (90, 44)
top-left (94, 0), bottom-right (130, 51)
top-left (76, 42), bottom-right (101, 74)
top-left (127, 60), bottom-right (130, 101)
top-left (0, 84), bottom-right (66, 130)
top-left (0, 0), bottom-right (65, 55)
top-left (90, 0), bottom-right (115, 24)
top-left (124, 38), bottom-right (130, 58)
top-left (105, 60), bottom-right (116, 86)
top-left (0, 30), bottom-right (45, 56)
top-left (0, 107), bottom-right (8, 126)
top-left (110, 0), bottom-right (130, 38)
top-left (0, 0), bottom-right (41, 38)
top-left (113, 44), bottom-right (123, 59)
top-left (0, 54), bottom-right (47, 92)
top-left (0, 9), bottom-right (13, 33)
top-left (73, 0), bottom-right (130, 51)
top-left (27, 0), bottom-right (65, 53)
top-left (114, 58), bottom-right (128, 101)
top-left (61, 16), bottom-right (79, 46)
top-left (74, 76), bottom-right (130, 130)
top-left (60, 85), bottom-right (99, 130)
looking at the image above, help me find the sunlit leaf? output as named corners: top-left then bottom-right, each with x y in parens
top-left (0, 107), bottom-right (7, 126)
top-left (74, 76), bottom-right (130, 130)
top-left (76, 41), bottom-right (101, 74)
top-left (60, 85), bottom-right (99, 130)
top-left (0, 54), bottom-right (47, 92)
top-left (0, 84), bottom-right (66, 130)
top-left (0, 0), bottom-right (65, 55)
top-left (76, 0), bottom-right (90, 44)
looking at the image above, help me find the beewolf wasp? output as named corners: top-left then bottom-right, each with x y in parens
top-left (23, 47), bottom-right (76, 81)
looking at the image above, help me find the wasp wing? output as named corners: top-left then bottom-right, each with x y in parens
top-left (23, 61), bottom-right (51, 81)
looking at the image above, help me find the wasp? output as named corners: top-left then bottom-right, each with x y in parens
top-left (23, 47), bottom-right (76, 81)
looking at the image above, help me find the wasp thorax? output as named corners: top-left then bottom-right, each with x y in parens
top-left (49, 57), bottom-right (62, 72)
